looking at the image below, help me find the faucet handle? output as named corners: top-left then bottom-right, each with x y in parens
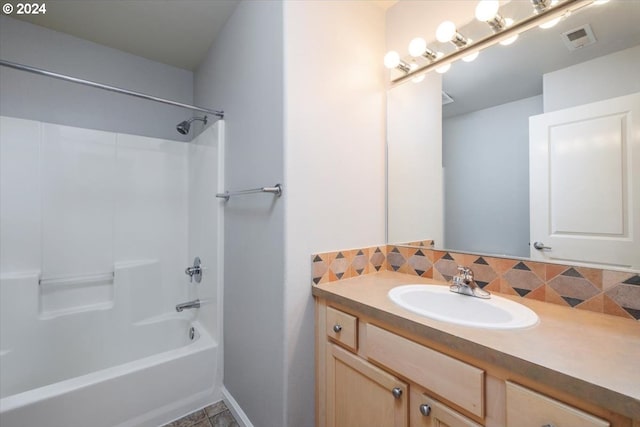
top-left (456, 266), bottom-right (474, 284)
top-left (185, 257), bottom-right (203, 283)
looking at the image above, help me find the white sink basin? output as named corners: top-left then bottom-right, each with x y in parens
top-left (388, 285), bottom-right (539, 330)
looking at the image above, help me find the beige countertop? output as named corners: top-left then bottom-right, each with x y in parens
top-left (312, 271), bottom-right (640, 420)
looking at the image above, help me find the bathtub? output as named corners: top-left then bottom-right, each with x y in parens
top-left (0, 264), bottom-right (221, 427)
top-left (0, 317), bottom-right (219, 427)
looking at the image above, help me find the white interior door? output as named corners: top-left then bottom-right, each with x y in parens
top-left (529, 92), bottom-right (640, 269)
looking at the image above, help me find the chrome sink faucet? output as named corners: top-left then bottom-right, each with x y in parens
top-left (450, 266), bottom-right (490, 299)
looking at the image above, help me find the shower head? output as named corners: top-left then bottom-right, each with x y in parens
top-left (176, 116), bottom-right (208, 135)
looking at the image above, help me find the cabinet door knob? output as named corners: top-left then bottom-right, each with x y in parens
top-left (391, 387), bottom-right (403, 399)
top-left (333, 324), bottom-right (342, 333)
top-left (419, 404), bottom-right (431, 416)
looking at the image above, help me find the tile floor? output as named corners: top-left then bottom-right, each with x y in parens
top-left (164, 400), bottom-right (239, 427)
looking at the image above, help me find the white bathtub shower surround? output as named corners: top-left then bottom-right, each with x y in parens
top-left (0, 321), bottom-right (217, 427)
top-left (188, 123), bottom-right (225, 349)
top-left (0, 116), bottom-right (224, 426)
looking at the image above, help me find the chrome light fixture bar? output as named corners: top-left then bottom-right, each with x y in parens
top-left (391, 0), bottom-right (593, 85)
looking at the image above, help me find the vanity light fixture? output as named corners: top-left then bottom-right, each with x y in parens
top-left (408, 37), bottom-right (450, 74)
top-left (409, 63), bottom-right (426, 83)
top-left (476, 0), bottom-right (506, 32)
top-left (531, 0), bottom-right (563, 28)
top-left (384, 51), bottom-right (411, 73)
top-left (499, 19), bottom-right (519, 45)
top-left (476, 0), bottom-right (519, 45)
top-left (388, 0), bottom-right (595, 85)
top-left (435, 63), bottom-right (452, 74)
top-left (408, 37), bottom-right (440, 62)
top-left (436, 21), bottom-right (470, 48)
top-left (531, 0), bottom-right (551, 14)
top-left (436, 21), bottom-right (479, 62)
top-left (461, 50), bottom-right (479, 62)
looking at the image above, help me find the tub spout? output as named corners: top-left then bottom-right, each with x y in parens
top-left (176, 299), bottom-right (200, 312)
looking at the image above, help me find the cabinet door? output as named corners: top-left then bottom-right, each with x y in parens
top-left (506, 382), bottom-right (609, 427)
top-left (327, 344), bottom-right (408, 427)
top-left (410, 388), bottom-right (482, 427)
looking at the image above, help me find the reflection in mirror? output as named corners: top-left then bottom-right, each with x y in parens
top-left (387, 0), bottom-right (640, 269)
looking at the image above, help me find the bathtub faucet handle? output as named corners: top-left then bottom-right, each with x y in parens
top-left (185, 257), bottom-right (203, 283)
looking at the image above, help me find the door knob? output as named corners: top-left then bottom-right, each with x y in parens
top-left (533, 241), bottom-right (552, 250)
top-left (391, 387), bottom-right (403, 399)
top-left (332, 324), bottom-right (342, 333)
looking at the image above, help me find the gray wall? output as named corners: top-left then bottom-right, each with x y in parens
top-left (194, 2), bottom-right (286, 426)
top-left (443, 95), bottom-right (543, 257)
top-left (0, 16), bottom-right (194, 141)
top-left (544, 44), bottom-right (640, 112)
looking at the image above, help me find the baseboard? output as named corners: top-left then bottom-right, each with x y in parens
top-left (222, 386), bottom-right (254, 427)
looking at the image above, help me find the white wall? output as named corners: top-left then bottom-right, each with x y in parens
top-left (194, 1), bottom-right (386, 426)
top-left (387, 72), bottom-right (443, 245)
top-left (284, 2), bottom-right (386, 426)
top-left (443, 95), bottom-right (542, 257)
top-left (0, 16), bottom-right (194, 141)
top-left (543, 45), bottom-right (640, 112)
top-left (194, 2), bottom-right (286, 426)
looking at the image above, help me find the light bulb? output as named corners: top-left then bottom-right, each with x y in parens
top-left (500, 34), bottom-right (519, 45)
top-left (462, 51), bottom-right (479, 62)
top-left (435, 63), bottom-right (451, 74)
top-left (384, 51), bottom-right (401, 69)
top-left (408, 38), bottom-right (427, 57)
top-left (475, 0), bottom-right (500, 22)
top-left (539, 16), bottom-right (561, 29)
top-left (409, 63), bottom-right (425, 83)
top-left (499, 19), bottom-right (519, 45)
top-left (436, 21), bottom-right (457, 43)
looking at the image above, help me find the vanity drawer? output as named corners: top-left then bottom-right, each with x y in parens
top-left (506, 382), bottom-right (609, 427)
top-left (366, 324), bottom-right (484, 418)
top-left (326, 306), bottom-right (357, 352)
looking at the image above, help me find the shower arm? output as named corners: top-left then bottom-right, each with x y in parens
top-left (0, 59), bottom-right (224, 119)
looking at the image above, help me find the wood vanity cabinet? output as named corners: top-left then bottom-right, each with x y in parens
top-left (327, 344), bottom-right (408, 426)
top-left (316, 299), bottom-right (628, 427)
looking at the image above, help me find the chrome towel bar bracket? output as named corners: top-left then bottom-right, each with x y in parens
top-left (216, 183), bottom-right (282, 201)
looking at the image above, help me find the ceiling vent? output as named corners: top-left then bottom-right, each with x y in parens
top-left (562, 24), bottom-right (596, 51)
top-left (442, 91), bottom-right (454, 105)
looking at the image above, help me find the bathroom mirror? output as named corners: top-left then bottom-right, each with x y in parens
top-left (387, 0), bottom-right (640, 267)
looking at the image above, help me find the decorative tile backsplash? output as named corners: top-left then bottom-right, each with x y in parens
top-left (311, 245), bottom-right (640, 321)
top-left (312, 246), bottom-right (387, 284)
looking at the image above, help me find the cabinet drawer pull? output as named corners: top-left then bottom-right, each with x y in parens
top-left (333, 324), bottom-right (342, 333)
top-left (419, 403), bottom-right (431, 416)
top-left (391, 387), bottom-right (403, 399)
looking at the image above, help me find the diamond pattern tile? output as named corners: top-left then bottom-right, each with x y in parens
top-left (309, 245), bottom-right (638, 321)
top-left (387, 246), bottom-right (406, 272)
top-left (407, 249), bottom-right (432, 277)
top-left (548, 269), bottom-right (600, 304)
top-left (370, 246), bottom-right (386, 271)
